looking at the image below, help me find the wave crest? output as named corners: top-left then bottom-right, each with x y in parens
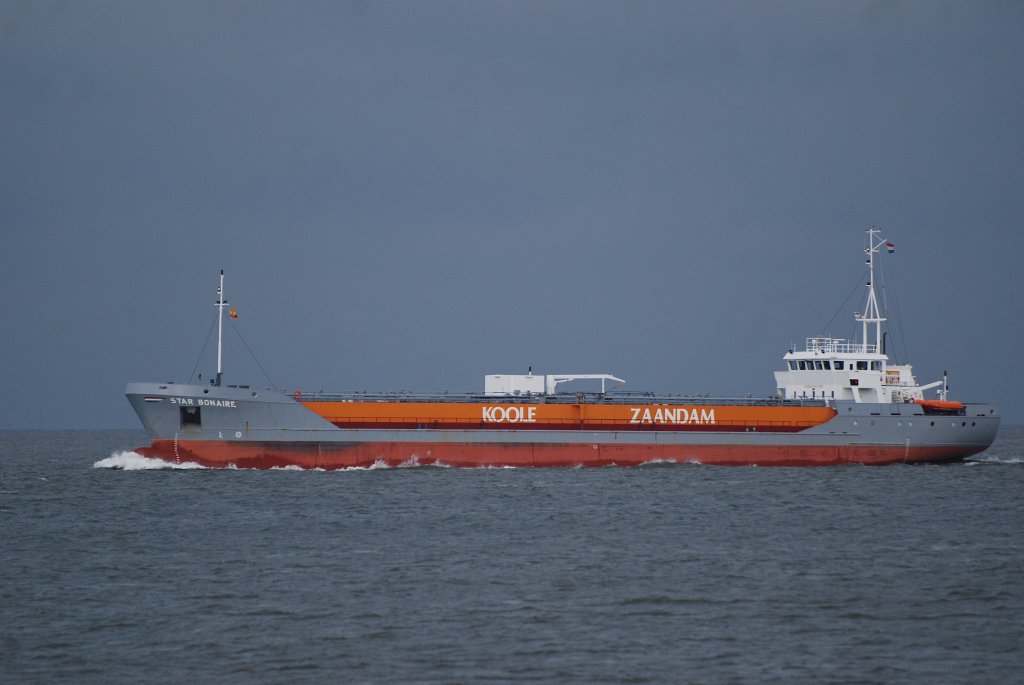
top-left (93, 451), bottom-right (206, 470)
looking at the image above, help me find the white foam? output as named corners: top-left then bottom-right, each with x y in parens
top-left (322, 458), bottom-right (390, 472)
top-left (93, 451), bottom-right (207, 470)
top-left (969, 456), bottom-right (1024, 465)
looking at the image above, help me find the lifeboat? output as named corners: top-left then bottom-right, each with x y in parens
top-left (913, 399), bottom-right (965, 413)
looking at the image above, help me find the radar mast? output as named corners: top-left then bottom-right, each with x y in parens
top-left (856, 228), bottom-right (888, 354)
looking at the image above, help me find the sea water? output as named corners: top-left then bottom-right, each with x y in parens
top-left (1, 428), bottom-right (1021, 684)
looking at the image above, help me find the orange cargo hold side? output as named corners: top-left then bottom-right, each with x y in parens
top-left (301, 401), bottom-right (837, 432)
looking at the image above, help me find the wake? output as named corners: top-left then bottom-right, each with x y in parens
top-left (967, 455), bottom-right (1024, 465)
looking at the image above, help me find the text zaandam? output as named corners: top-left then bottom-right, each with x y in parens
top-left (481, 406), bottom-right (715, 425)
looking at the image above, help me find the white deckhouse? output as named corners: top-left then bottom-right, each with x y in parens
top-left (774, 229), bottom-right (946, 405)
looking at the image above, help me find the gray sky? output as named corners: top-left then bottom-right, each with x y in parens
top-left (2, 0), bottom-right (1022, 428)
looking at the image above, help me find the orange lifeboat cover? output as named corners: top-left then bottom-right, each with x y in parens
top-left (913, 399), bottom-right (965, 410)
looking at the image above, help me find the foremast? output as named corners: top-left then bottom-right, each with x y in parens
top-left (215, 270), bottom-right (227, 387)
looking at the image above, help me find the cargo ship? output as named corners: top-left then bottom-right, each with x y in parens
top-left (126, 230), bottom-right (999, 467)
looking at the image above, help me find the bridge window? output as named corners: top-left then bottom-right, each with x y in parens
top-left (798, 361), bottom-right (807, 370)
top-left (856, 361), bottom-right (868, 371)
top-left (823, 361), bottom-right (831, 370)
top-left (871, 361), bottom-right (882, 371)
top-left (814, 361), bottom-right (824, 370)
top-left (789, 361), bottom-right (798, 370)
top-left (834, 361), bottom-right (844, 370)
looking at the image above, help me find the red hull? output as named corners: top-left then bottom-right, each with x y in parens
top-left (137, 439), bottom-right (976, 468)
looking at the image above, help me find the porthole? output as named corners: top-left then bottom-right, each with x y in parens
top-left (203, 389), bottom-right (209, 394)
top-left (908, 421), bottom-right (913, 427)
top-left (897, 421), bottom-right (902, 426)
top-left (961, 422), bottom-right (966, 427)
top-left (930, 421), bottom-right (935, 427)
top-left (853, 420), bottom-right (858, 426)
top-left (971, 422), bottom-right (976, 427)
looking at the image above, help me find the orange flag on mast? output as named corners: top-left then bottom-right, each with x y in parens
top-left (228, 308), bottom-right (238, 319)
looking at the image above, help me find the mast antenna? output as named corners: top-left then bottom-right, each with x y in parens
top-left (856, 228), bottom-right (888, 355)
top-left (215, 270), bottom-right (227, 387)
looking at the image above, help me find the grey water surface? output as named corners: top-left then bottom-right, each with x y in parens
top-left (2, 428), bottom-right (1021, 684)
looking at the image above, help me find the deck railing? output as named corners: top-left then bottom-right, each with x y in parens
top-left (294, 390), bottom-right (827, 408)
top-left (804, 337), bottom-right (878, 354)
